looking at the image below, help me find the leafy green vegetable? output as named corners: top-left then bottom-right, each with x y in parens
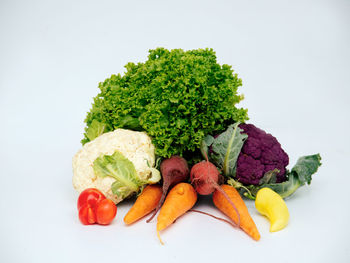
top-left (200, 134), bottom-right (214, 160)
top-left (259, 168), bottom-right (279, 184)
top-left (228, 154), bottom-right (322, 199)
top-left (82, 48), bottom-right (248, 158)
top-left (291, 154), bottom-right (321, 185)
top-left (202, 123), bottom-right (248, 176)
top-left (93, 151), bottom-right (146, 200)
top-left (85, 120), bottom-right (108, 142)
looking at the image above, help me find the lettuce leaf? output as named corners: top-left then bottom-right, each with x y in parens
top-left (93, 151), bottom-right (146, 200)
top-left (85, 120), bottom-right (108, 142)
top-left (82, 48), bottom-right (248, 158)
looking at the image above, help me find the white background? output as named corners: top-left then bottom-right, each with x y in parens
top-left (1, 0), bottom-right (349, 262)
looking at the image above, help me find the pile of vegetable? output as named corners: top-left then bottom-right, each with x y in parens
top-left (202, 123), bottom-right (322, 199)
top-left (72, 48), bottom-right (322, 243)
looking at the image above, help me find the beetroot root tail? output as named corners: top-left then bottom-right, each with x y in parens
top-left (146, 183), bottom-right (169, 223)
top-left (189, 209), bottom-right (238, 228)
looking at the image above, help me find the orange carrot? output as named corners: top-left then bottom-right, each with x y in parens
top-left (213, 184), bottom-right (260, 241)
top-left (124, 185), bottom-right (162, 225)
top-left (157, 183), bottom-right (197, 244)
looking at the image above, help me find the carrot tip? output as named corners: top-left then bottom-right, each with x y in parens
top-left (157, 230), bottom-right (164, 245)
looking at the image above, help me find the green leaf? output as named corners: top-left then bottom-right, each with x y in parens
top-left (291, 154), bottom-right (322, 185)
top-left (93, 151), bottom-right (145, 200)
top-left (200, 135), bottom-right (214, 160)
top-left (246, 173), bottom-right (302, 199)
top-left (210, 123), bottom-right (248, 176)
top-left (118, 115), bottom-right (142, 131)
top-left (227, 178), bottom-right (256, 200)
top-left (259, 169), bottom-right (279, 184)
top-left (85, 120), bottom-right (106, 142)
top-left (229, 154), bottom-right (322, 199)
top-left (82, 48), bottom-right (249, 160)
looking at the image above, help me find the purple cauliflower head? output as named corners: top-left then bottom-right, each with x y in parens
top-left (236, 123), bottom-right (289, 185)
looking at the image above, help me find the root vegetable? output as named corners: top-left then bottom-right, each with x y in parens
top-left (124, 185), bottom-right (163, 225)
top-left (157, 183), bottom-right (197, 244)
top-left (190, 160), bottom-right (241, 226)
top-left (213, 184), bottom-right (260, 241)
top-left (147, 156), bottom-right (189, 222)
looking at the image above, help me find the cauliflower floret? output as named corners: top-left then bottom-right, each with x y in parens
top-left (236, 124), bottom-right (289, 185)
top-left (72, 129), bottom-right (159, 203)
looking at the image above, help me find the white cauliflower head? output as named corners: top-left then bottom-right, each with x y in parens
top-left (72, 129), bottom-right (160, 203)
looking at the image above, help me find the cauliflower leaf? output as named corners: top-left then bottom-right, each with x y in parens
top-left (291, 154), bottom-right (321, 185)
top-left (203, 123), bottom-right (247, 177)
top-left (93, 151), bottom-right (145, 200)
top-left (228, 154), bottom-right (322, 199)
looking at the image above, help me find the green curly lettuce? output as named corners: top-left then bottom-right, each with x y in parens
top-left (82, 48), bottom-right (248, 158)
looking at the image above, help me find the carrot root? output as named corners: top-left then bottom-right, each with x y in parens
top-left (156, 183), bottom-right (197, 242)
top-left (213, 183), bottom-right (241, 227)
top-left (157, 230), bottom-right (164, 245)
top-left (124, 185), bottom-right (162, 225)
top-left (213, 184), bottom-right (261, 241)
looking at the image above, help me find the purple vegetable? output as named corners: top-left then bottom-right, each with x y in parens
top-left (146, 156), bottom-right (189, 222)
top-left (236, 124), bottom-right (289, 185)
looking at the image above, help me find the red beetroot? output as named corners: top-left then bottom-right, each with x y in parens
top-left (190, 161), bottom-right (219, 195)
top-left (147, 156), bottom-right (189, 222)
top-left (190, 160), bottom-right (241, 226)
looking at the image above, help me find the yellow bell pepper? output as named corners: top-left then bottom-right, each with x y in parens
top-left (255, 187), bottom-right (289, 232)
